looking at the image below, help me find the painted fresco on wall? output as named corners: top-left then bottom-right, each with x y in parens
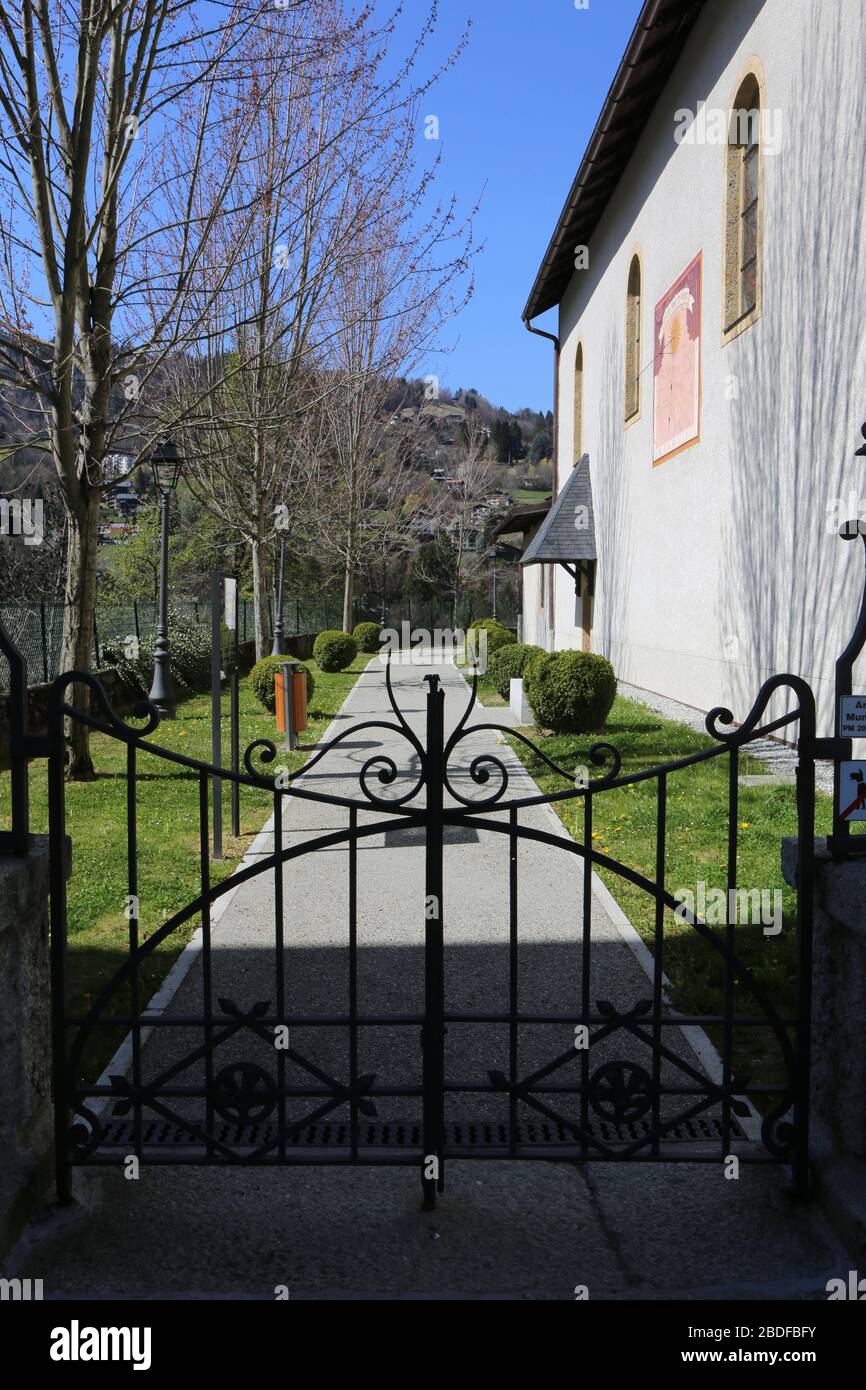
top-left (653, 252), bottom-right (701, 465)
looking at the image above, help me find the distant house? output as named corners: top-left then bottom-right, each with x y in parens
top-left (519, 0), bottom-right (865, 728)
top-left (106, 481), bottom-right (141, 517)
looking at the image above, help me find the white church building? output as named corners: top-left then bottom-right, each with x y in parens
top-left (508, 0), bottom-right (866, 731)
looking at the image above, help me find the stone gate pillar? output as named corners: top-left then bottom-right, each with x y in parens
top-left (0, 837), bottom-right (54, 1258)
top-left (782, 835), bottom-right (866, 1258)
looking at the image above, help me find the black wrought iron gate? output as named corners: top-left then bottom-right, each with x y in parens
top-left (1, 629), bottom-right (817, 1211)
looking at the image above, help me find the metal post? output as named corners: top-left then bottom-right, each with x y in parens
top-left (271, 532), bottom-right (287, 656)
top-left (794, 705), bottom-right (816, 1197)
top-left (211, 572), bottom-right (223, 860)
top-left (133, 599), bottom-right (140, 643)
top-left (148, 490), bottom-right (177, 717)
top-left (421, 673), bottom-right (446, 1211)
top-left (492, 551), bottom-right (498, 620)
top-left (0, 619), bottom-right (31, 853)
top-left (231, 552), bottom-right (240, 838)
top-left (295, 597), bottom-right (300, 635)
top-left (47, 692), bottom-right (72, 1203)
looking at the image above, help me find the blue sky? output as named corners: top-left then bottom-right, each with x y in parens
top-left (409, 0), bottom-right (644, 412)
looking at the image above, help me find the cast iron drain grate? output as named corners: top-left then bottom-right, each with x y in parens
top-left (89, 1111), bottom-right (746, 1154)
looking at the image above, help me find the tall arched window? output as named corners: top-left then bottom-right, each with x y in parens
top-left (724, 70), bottom-right (762, 339)
top-left (624, 255), bottom-right (641, 422)
top-left (573, 341), bottom-right (584, 461)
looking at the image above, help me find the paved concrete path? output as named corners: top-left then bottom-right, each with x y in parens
top-left (12, 658), bottom-right (848, 1299)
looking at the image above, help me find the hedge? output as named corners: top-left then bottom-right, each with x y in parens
top-left (486, 643), bottom-right (546, 699)
top-left (524, 650), bottom-right (617, 734)
top-left (249, 655), bottom-right (315, 714)
top-left (465, 617), bottom-right (517, 663)
top-left (352, 621), bottom-right (382, 653)
top-left (102, 607), bottom-right (212, 697)
top-left (313, 629), bottom-right (358, 672)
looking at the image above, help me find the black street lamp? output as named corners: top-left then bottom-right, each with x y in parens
top-left (147, 437), bottom-right (183, 718)
top-left (271, 531), bottom-right (287, 656)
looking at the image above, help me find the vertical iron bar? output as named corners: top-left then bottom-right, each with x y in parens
top-left (230, 665), bottom-right (240, 839)
top-left (651, 773), bottom-right (667, 1156)
top-left (127, 743), bottom-right (143, 1162)
top-left (349, 807), bottom-right (359, 1161)
top-left (422, 674), bottom-right (445, 1210)
top-left (133, 599), bottom-right (140, 643)
top-left (273, 792), bottom-right (286, 1160)
top-left (794, 735), bottom-right (816, 1196)
top-left (210, 572), bottom-right (222, 860)
top-left (508, 807), bottom-right (518, 1156)
top-left (48, 703), bottom-right (72, 1202)
top-left (580, 791), bottom-right (592, 1159)
top-left (199, 772), bottom-right (214, 1158)
top-left (723, 749), bottom-right (738, 1158)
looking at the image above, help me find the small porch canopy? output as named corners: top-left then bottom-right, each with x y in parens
top-left (519, 454), bottom-right (596, 590)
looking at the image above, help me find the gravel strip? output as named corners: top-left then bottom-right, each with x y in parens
top-left (617, 680), bottom-right (834, 796)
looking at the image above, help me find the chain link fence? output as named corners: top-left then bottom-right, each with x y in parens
top-left (0, 590), bottom-right (516, 690)
top-left (0, 594), bottom-right (347, 690)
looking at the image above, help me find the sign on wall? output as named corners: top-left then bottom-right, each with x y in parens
top-left (653, 251), bottom-right (702, 466)
top-left (840, 697), bottom-right (866, 738)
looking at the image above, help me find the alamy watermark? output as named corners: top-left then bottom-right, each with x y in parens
top-left (377, 623), bottom-right (489, 672)
top-left (674, 101), bottom-right (783, 156)
top-left (0, 497), bottom-right (43, 545)
top-left (673, 881), bottom-right (782, 936)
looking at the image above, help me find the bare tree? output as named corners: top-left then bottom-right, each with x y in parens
top-left (411, 413), bottom-right (498, 617)
top-left (173, 2), bottom-right (470, 655)
top-left (313, 147), bottom-right (479, 632)
top-left (0, 0), bottom-right (319, 773)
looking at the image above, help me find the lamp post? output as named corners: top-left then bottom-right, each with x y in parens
top-left (147, 436), bottom-right (183, 718)
top-left (271, 531), bottom-right (287, 656)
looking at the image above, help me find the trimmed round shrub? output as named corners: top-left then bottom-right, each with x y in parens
top-left (487, 643), bottom-right (545, 699)
top-left (524, 650), bottom-right (617, 734)
top-left (352, 621), bottom-right (382, 653)
top-left (466, 617), bottom-right (517, 662)
top-left (249, 655), bottom-right (315, 714)
top-left (313, 629), bottom-right (358, 672)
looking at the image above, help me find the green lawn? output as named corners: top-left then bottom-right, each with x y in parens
top-left (0, 655), bottom-right (369, 1079)
top-left (513, 488), bottom-right (551, 504)
top-left (480, 689), bottom-right (832, 1090)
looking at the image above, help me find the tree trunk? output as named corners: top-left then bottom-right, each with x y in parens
top-left (342, 560), bottom-right (354, 635)
top-left (60, 487), bottom-right (101, 779)
top-left (251, 537), bottom-right (270, 659)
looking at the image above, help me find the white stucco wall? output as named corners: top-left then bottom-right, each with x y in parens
top-left (545, 0), bottom-right (866, 733)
